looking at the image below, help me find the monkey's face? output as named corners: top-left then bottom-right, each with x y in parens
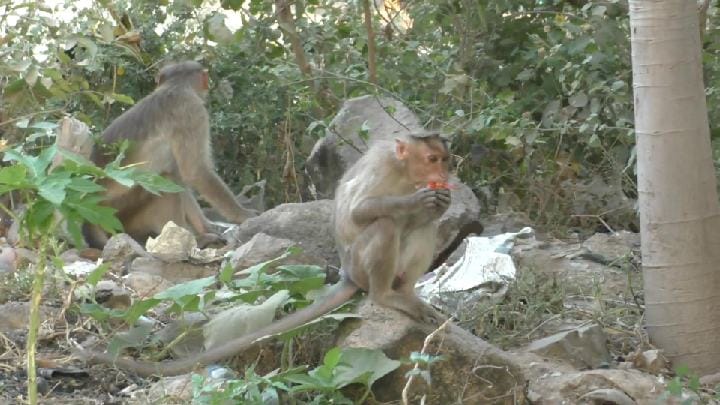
top-left (397, 138), bottom-right (450, 187)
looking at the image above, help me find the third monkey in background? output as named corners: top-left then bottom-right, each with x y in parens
top-left (84, 61), bottom-right (257, 248)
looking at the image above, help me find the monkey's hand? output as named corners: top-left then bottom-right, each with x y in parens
top-left (410, 188), bottom-right (451, 215)
top-left (409, 187), bottom-right (440, 210)
top-left (430, 188), bottom-right (451, 217)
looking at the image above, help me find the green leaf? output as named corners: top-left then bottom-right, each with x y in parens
top-left (4, 145), bottom-right (57, 179)
top-left (36, 145), bottom-right (58, 172)
top-left (219, 262), bottom-right (235, 285)
top-left (3, 148), bottom-right (35, 173)
top-left (4, 79), bottom-right (26, 96)
top-left (55, 150), bottom-right (104, 176)
top-left (65, 200), bottom-right (122, 233)
top-left (109, 93), bottom-right (135, 105)
top-left (106, 166), bottom-right (184, 195)
top-left (132, 170), bottom-right (185, 194)
top-left (154, 276), bottom-right (216, 301)
top-left (0, 165), bottom-right (29, 187)
top-left (86, 263), bottom-right (111, 286)
top-left (667, 377), bottom-right (683, 396)
top-left (25, 200), bottom-right (56, 234)
top-left (285, 374), bottom-right (326, 390)
top-left (62, 209), bottom-right (85, 247)
top-left (38, 175), bottom-right (71, 205)
top-left (79, 303), bottom-right (113, 321)
top-left (234, 248), bottom-right (297, 281)
top-left (322, 347), bottom-right (342, 370)
top-left (204, 290), bottom-right (289, 350)
top-left (67, 177), bottom-right (105, 193)
top-left (123, 298), bottom-right (162, 325)
top-left (104, 166), bottom-right (136, 187)
top-left (332, 347), bottom-right (401, 388)
top-left (675, 365), bottom-right (690, 378)
top-left (277, 264), bottom-right (325, 279)
top-left (107, 323), bottom-right (154, 357)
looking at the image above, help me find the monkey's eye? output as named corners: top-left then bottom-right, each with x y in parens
top-left (428, 155), bottom-right (439, 163)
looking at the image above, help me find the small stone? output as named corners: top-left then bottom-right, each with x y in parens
top-left (102, 233), bottom-right (149, 276)
top-left (95, 280), bottom-right (132, 310)
top-left (633, 349), bottom-right (667, 375)
top-left (0, 246), bottom-right (16, 273)
top-left (124, 272), bottom-right (173, 298)
top-left (129, 256), bottom-right (216, 283)
top-left (145, 222), bottom-right (197, 262)
top-left (579, 388), bottom-right (635, 405)
top-left (146, 374), bottom-right (194, 402)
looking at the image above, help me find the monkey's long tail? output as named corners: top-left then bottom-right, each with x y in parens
top-left (76, 280), bottom-right (359, 377)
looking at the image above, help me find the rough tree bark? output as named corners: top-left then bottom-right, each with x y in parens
top-left (629, 0), bottom-right (720, 374)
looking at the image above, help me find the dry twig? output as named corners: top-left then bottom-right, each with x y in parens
top-left (401, 317), bottom-right (452, 404)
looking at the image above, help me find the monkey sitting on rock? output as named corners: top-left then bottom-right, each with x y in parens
top-left (76, 128), bottom-right (451, 376)
top-left (83, 61), bottom-right (257, 249)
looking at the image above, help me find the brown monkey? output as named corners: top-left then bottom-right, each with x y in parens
top-left (83, 61), bottom-right (257, 248)
top-left (76, 131), bottom-right (451, 376)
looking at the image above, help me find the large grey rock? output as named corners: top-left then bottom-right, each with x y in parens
top-left (306, 95), bottom-right (424, 199)
top-left (227, 200), bottom-right (338, 267)
top-left (0, 302), bottom-right (55, 333)
top-left (525, 367), bottom-right (664, 404)
top-left (305, 95), bottom-right (482, 266)
top-left (511, 234), bottom-right (637, 300)
top-left (337, 301), bottom-right (527, 403)
top-left (524, 323), bottom-right (611, 369)
top-left (581, 231), bottom-right (640, 265)
top-left (227, 232), bottom-right (327, 271)
top-left (435, 178), bottom-right (481, 258)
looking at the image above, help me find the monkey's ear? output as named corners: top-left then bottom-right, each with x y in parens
top-left (395, 138), bottom-right (409, 160)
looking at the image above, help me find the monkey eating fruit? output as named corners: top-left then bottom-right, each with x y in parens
top-left (83, 61), bottom-right (257, 249)
top-left (427, 181), bottom-right (455, 190)
top-left (75, 130), bottom-right (451, 376)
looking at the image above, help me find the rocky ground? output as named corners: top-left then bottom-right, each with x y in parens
top-left (1, 96), bottom-right (715, 404)
top-left (0, 208), bottom-right (714, 404)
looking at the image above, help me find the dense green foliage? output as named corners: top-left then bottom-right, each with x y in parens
top-left (1, 0), bottom-right (719, 231)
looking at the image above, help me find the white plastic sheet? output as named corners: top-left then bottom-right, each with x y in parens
top-left (417, 227), bottom-right (534, 313)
